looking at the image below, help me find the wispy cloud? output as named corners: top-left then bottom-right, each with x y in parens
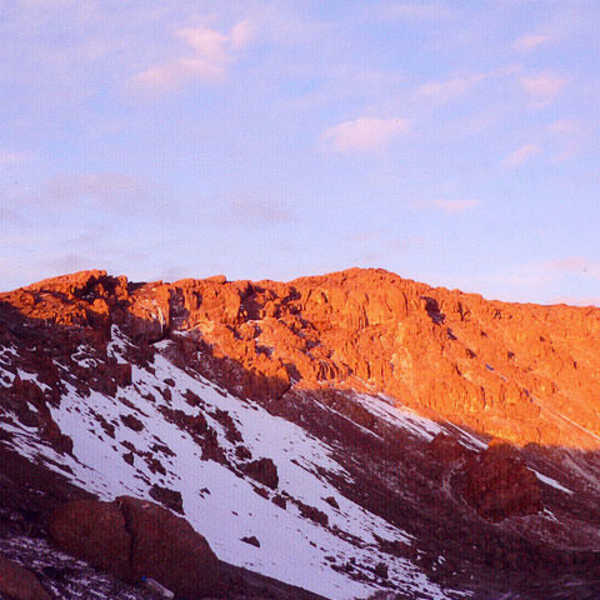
top-left (416, 73), bottom-right (484, 104)
top-left (546, 118), bottom-right (585, 161)
top-left (512, 33), bottom-right (552, 51)
top-left (520, 72), bottom-right (567, 106)
top-left (323, 117), bottom-right (410, 152)
top-left (503, 143), bottom-right (540, 167)
top-left (434, 199), bottom-right (479, 214)
top-left (131, 20), bottom-right (255, 92)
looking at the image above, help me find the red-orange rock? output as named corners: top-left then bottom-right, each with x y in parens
top-left (3, 267), bottom-right (600, 449)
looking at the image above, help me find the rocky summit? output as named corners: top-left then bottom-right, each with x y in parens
top-left (1, 268), bottom-right (600, 599)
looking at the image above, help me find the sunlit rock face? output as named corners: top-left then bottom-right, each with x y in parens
top-left (4, 267), bottom-right (599, 447)
top-left (1, 268), bottom-right (600, 599)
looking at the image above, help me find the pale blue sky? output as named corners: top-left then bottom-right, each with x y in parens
top-left (1, 1), bottom-right (599, 304)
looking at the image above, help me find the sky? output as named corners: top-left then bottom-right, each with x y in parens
top-left (1, 0), bottom-right (599, 305)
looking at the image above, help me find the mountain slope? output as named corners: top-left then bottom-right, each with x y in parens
top-left (1, 268), bottom-right (600, 599)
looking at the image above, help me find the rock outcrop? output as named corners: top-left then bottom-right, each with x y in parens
top-left (48, 496), bottom-right (219, 597)
top-left (2, 267), bottom-right (600, 448)
top-left (463, 442), bottom-right (543, 521)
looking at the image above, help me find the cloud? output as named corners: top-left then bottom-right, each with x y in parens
top-left (503, 144), bottom-right (540, 167)
top-left (323, 117), bottom-right (410, 152)
top-left (230, 20), bottom-right (255, 50)
top-left (132, 20), bottom-right (254, 92)
top-left (512, 33), bottom-right (552, 51)
top-left (520, 72), bottom-right (567, 106)
top-left (434, 199), bottom-right (479, 214)
top-left (416, 74), bottom-right (484, 104)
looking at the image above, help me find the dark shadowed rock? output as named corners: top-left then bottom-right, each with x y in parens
top-left (48, 499), bottom-right (132, 580)
top-left (241, 457), bottom-right (279, 489)
top-left (427, 432), bottom-right (474, 463)
top-left (149, 484), bottom-right (184, 514)
top-left (324, 496), bottom-right (339, 509)
top-left (463, 441), bottom-right (543, 521)
top-left (48, 496), bottom-right (219, 597)
top-left (241, 535), bottom-right (261, 547)
top-left (0, 554), bottom-right (51, 600)
top-left (117, 495), bottom-right (219, 597)
top-left (120, 413), bottom-right (144, 432)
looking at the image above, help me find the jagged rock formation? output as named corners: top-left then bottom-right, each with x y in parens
top-left (3, 267), bottom-right (599, 447)
top-left (2, 267), bottom-right (600, 600)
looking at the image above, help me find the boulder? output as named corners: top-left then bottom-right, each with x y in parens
top-left (0, 554), bottom-right (51, 600)
top-left (117, 495), bottom-right (219, 597)
top-left (49, 496), bottom-right (219, 597)
top-left (48, 499), bottom-right (132, 580)
top-left (241, 458), bottom-right (279, 490)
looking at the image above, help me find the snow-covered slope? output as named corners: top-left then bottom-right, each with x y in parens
top-left (3, 325), bottom-right (467, 599)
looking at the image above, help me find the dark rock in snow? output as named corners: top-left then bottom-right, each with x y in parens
top-left (374, 561), bottom-right (388, 579)
top-left (272, 494), bottom-right (287, 510)
top-left (241, 535), bottom-right (261, 547)
top-left (149, 484), bottom-right (184, 514)
top-left (324, 495), bottom-right (340, 509)
top-left (120, 413), bottom-right (144, 432)
top-left (295, 500), bottom-right (329, 527)
top-left (241, 457), bottom-right (279, 489)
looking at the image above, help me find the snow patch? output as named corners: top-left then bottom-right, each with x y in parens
top-left (529, 468), bottom-right (574, 495)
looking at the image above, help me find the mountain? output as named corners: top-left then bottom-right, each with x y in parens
top-left (1, 268), bottom-right (600, 599)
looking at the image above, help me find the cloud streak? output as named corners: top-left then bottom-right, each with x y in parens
top-left (416, 74), bottom-right (484, 103)
top-left (520, 72), bottom-right (567, 106)
top-left (513, 33), bottom-right (552, 51)
top-left (503, 144), bottom-right (540, 167)
top-left (434, 199), bottom-right (479, 214)
top-left (323, 117), bottom-right (410, 152)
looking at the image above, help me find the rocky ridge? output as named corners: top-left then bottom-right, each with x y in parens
top-left (4, 267), bottom-right (599, 447)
